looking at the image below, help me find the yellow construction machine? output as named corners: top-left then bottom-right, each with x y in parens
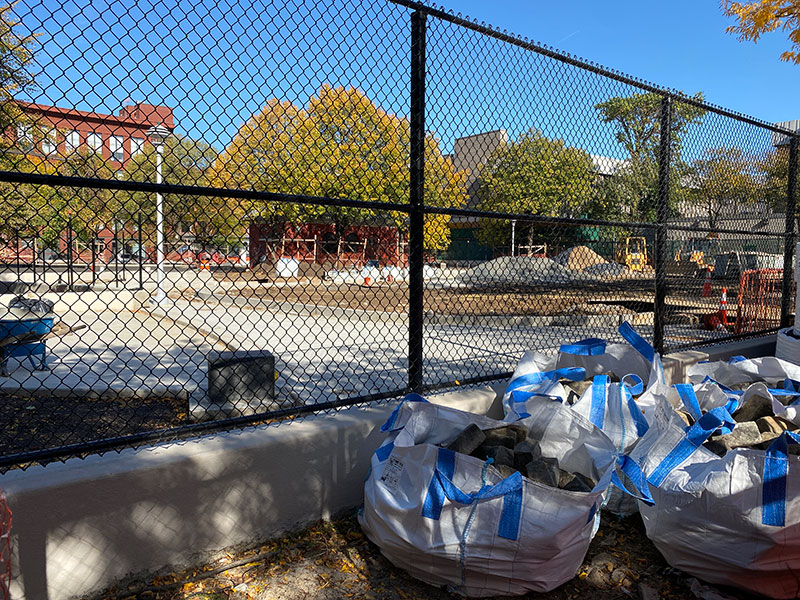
top-left (667, 234), bottom-right (721, 277)
top-left (616, 236), bottom-right (648, 272)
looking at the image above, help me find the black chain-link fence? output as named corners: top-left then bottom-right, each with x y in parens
top-left (0, 0), bottom-right (795, 469)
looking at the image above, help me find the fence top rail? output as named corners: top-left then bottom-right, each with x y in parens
top-left (388, 0), bottom-right (799, 137)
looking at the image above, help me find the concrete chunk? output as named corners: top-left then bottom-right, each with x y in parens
top-left (496, 464), bottom-right (517, 479)
top-left (513, 441), bottom-right (541, 471)
top-left (562, 472), bottom-right (595, 493)
top-left (526, 456), bottom-right (560, 487)
top-left (704, 421), bottom-right (762, 456)
top-left (482, 427), bottom-right (517, 449)
top-left (733, 394), bottom-right (773, 423)
top-left (446, 424), bottom-right (486, 456)
top-left (484, 445), bottom-right (514, 468)
top-left (757, 416), bottom-right (795, 435)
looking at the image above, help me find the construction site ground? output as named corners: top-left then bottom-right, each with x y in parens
top-left (210, 270), bottom-right (743, 321)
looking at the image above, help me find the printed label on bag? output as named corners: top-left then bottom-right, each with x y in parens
top-left (380, 457), bottom-right (404, 492)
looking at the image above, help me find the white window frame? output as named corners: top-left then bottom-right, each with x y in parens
top-left (130, 136), bottom-right (145, 157)
top-left (65, 130), bottom-right (80, 152)
top-left (41, 129), bottom-right (57, 155)
top-left (17, 125), bottom-right (33, 152)
top-left (88, 132), bottom-right (102, 153)
top-left (109, 135), bottom-right (124, 163)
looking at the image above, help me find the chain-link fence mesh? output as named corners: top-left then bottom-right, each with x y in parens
top-left (0, 0), bottom-right (796, 469)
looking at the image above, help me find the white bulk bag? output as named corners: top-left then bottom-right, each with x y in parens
top-left (570, 374), bottom-right (649, 516)
top-left (686, 357), bottom-right (800, 427)
top-left (360, 397), bottom-right (622, 597)
top-left (557, 322), bottom-right (665, 387)
top-left (629, 401), bottom-right (800, 599)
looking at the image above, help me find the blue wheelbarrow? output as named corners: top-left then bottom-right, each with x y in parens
top-left (0, 317), bottom-right (54, 377)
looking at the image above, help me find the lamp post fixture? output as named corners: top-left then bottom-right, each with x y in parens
top-left (146, 124), bottom-right (171, 303)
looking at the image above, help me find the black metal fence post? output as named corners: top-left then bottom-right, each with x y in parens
top-left (138, 211), bottom-right (144, 290)
top-left (67, 217), bottom-right (74, 292)
top-left (408, 9), bottom-right (427, 393)
top-left (653, 95), bottom-right (672, 354)
top-left (781, 135), bottom-right (799, 328)
top-left (91, 230), bottom-right (97, 285)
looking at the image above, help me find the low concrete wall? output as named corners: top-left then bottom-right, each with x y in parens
top-left (1, 385), bottom-right (504, 600)
top-left (0, 334), bottom-right (776, 600)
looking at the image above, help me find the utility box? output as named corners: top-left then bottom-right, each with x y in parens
top-left (207, 349), bottom-right (276, 417)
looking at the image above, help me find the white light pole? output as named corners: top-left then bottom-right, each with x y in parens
top-left (146, 124), bottom-right (172, 303)
top-left (511, 220), bottom-right (516, 257)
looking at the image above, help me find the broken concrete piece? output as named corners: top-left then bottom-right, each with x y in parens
top-left (526, 456), bottom-right (560, 488)
top-left (558, 470), bottom-right (575, 489)
top-left (733, 394), bottom-right (773, 423)
top-left (757, 416), bottom-right (795, 435)
top-left (484, 445), bottom-right (514, 468)
top-left (565, 379), bottom-right (592, 397)
top-left (482, 427), bottom-right (518, 449)
top-left (496, 464), bottom-right (517, 479)
top-left (675, 410), bottom-right (693, 427)
top-left (512, 440), bottom-right (542, 470)
top-left (446, 424), bottom-right (486, 456)
top-left (562, 472), bottom-right (595, 493)
top-left (704, 421), bottom-right (762, 456)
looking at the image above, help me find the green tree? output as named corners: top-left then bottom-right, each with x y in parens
top-left (691, 146), bottom-right (757, 230)
top-left (0, 2), bottom-right (35, 139)
top-left (123, 135), bottom-right (237, 250)
top-left (595, 92), bottom-right (706, 222)
top-left (474, 129), bottom-right (597, 248)
top-left (211, 86), bottom-right (467, 252)
top-left (0, 2), bottom-right (37, 243)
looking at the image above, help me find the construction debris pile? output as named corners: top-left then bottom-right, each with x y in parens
top-left (361, 323), bottom-right (800, 599)
top-left (457, 246), bottom-right (633, 287)
top-left (443, 422), bottom-right (597, 492)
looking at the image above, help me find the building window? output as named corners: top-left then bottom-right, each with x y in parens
top-left (17, 125), bottom-right (32, 152)
top-left (131, 136), bottom-right (144, 157)
top-left (109, 135), bottom-right (123, 163)
top-left (65, 130), bottom-right (80, 152)
top-left (41, 129), bottom-right (57, 155)
top-left (88, 132), bottom-right (102, 152)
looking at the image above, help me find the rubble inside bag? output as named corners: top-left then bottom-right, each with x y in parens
top-left (442, 423), bottom-right (597, 492)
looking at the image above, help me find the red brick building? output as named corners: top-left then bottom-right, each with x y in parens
top-left (249, 221), bottom-right (407, 269)
top-left (16, 101), bottom-right (174, 168)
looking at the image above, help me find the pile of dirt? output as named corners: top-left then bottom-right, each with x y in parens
top-left (459, 256), bottom-right (575, 286)
top-left (554, 246), bottom-right (608, 271)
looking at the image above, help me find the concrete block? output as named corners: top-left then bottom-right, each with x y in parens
top-left (733, 395), bottom-right (773, 423)
top-left (757, 416), bottom-right (795, 435)
top-left (483, 445), bottom-right (514, 468)
top-left (562, 472), bottom-right (595, 492)
top-left (705, 421), bottom-right (762, 456)
top-left (446, 424), bottom-right (485, 456)
top-left (525, 456), bottom-right (560, 488)
top-left (482, 427), bottom-right (517, 449)
top-left (207, 349), bottom-right (276, 417)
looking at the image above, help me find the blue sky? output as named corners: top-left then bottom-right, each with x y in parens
top-left (20, 0), bottom-right (800, 159)
top-left (443, 0), bottom-right (799, 124)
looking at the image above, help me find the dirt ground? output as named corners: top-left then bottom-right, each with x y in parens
top-left (209, 267), bottom-right (730, 320)
top-left (0, 392), bottom-right (189, 465)
top-left (92, 513), bottom-right (757, 600)
top-left (215, 281), bottom-right (661, 317)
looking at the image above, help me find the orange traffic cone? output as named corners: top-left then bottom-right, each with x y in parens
top-left (719, 286), bottom-right (728, 326)
top-left (701, 268), bottom-right (712, 298)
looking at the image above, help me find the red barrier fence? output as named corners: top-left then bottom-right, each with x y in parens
top-left (735, 269), bottom-right (787, 335)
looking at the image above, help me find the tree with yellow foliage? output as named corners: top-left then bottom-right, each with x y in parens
top-left (212, 86), bottom-right (466, 252)
top-left (723, 1), bottom-right (800, 63)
